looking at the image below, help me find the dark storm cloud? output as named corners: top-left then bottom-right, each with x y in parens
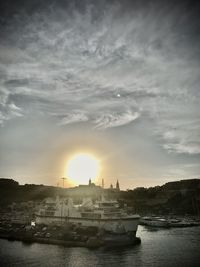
top-left (0, 0), bottom-right (200, 155)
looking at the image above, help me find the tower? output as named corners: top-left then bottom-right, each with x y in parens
top-left (116, 180), bottom-right (120, 191)
top-left (89, 178), bottom-right (92, 186)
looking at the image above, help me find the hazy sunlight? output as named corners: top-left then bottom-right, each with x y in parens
top-left (66, 153), bottom-right (100, 185)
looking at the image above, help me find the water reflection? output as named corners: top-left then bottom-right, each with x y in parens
top-left (0, 226), bottom-right (200, 267)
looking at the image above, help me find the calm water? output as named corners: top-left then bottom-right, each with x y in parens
top-left (0, 226), bottom-right (200, 267)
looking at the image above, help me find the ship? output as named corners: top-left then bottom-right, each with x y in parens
top-left (35, 196), bottom-right (140, 235)
top-left (140, 216), bottom-right (170, 227)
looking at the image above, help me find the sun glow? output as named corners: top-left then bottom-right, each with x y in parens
top-left (66, 153), bottom-right (100, 185)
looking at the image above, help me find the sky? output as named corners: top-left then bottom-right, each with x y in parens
top-left (0, 0), bottom-right (199, 189)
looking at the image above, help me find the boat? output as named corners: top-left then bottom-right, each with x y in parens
top-left (140, 216), bottom-right (200, 228)
top-left (168, 218), bottom-right (200, 228)
top-left (140, 216), bottom-right (170, 228)
top-left (35, 197), bottom-right (140, 236)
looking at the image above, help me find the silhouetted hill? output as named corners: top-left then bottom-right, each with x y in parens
top-left (0, 178), bottom-right (199, 215)
top-left (0, 178), bottom-right (19, 187)
top-left (120, 179), bottom-right (200, 215)
top-left (0, 179), bottom-right (59, 205)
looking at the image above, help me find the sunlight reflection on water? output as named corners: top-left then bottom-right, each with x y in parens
top-left (0, 226), bottom-right (200, 267)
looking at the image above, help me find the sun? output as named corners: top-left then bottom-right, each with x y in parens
top-left (66, 153), bottom-right (100, 185)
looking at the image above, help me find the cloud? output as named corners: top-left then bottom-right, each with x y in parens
top-left (158, 119), bottom-right (200, 155)
top-left (94, 111), bottom-right (140, 129)
top-left (59, 112), bottom-right (88, 126)
top-left (0, 87), bottom-right (23, 125)
top-left (0, 0), bottom-right (199, 154)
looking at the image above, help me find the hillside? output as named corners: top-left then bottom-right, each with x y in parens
top-left (0, 178), bottom-right (199, 215)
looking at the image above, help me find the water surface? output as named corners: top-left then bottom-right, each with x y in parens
top-left (0, 226), bottom-right (200, 267)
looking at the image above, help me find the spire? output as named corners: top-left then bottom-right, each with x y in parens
top-left (116, 180), bottom-right (120, 191)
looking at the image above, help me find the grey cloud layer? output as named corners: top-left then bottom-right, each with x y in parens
top-left (0, 1), bottom-right (199, 154)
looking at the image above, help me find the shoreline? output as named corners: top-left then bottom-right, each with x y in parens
top-left (0, 233), bottom-right (141, 248)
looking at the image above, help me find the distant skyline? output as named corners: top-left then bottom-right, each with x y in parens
top-left (0, 0), bottom-right (200, 189)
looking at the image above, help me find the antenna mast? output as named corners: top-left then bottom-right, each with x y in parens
top-left (60, 177), bottom-right (67, 224)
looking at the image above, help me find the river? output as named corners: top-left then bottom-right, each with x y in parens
top-left (0, 226), bottom-right (200, 267)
